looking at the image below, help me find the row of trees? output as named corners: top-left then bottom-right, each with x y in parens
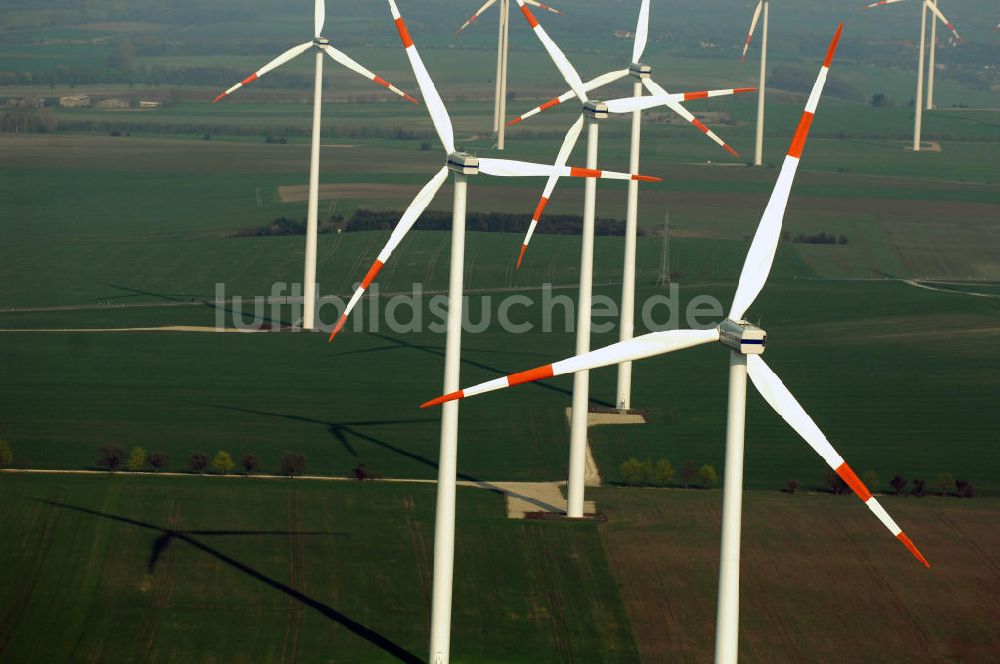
top-left (235, 209), bottom-right (642, 240)
top-left (96, 445), bottom-right (307, 477)
top-left (619, 457), bottom-right (718, 489)
top-left (783, 470), bottom-right (976, 499)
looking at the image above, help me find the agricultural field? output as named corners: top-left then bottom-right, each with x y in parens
top-left (0, 473), bottom-right (998, 662)
top-left (1, 0), bottom-right (999, 661)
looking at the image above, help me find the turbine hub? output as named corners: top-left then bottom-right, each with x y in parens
top-left (629, 62), bottom-right (652, 79)
top-left (447, 152), bottom-right (479, 175)
top-left (583, 100), bottom-right (609, 120)
top-left (313, 37), bottom-right (330, 46)
top-left (718, 319), bottom-right (766, 355)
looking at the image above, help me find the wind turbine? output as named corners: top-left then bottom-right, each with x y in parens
top-left (212, 0), bottom-right (417, 331)
top-left (423, 25), bottom-right (931, 662)
top-left (740, 1), bottom-right (770, 166)
top-left (509, 0), bottom-right (751, 519)
top-left (344, 3), bottom-right (658, 662)
top-left (505, 0), bottom-right (753, 413)
top-left (865, 0), bottom-right (962, 149)
top-left (455, 0), bottom-right (561, 150)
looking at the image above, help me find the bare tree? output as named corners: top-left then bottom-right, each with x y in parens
top-left (889, 474), bottom-right (907, 495)
top-left (680, 460), bottom-right (698, 489)
top-left (280, 452), bottom-right (306, 478)
top-left (97, 445), bottom-right (126, 471)
top-left (148, 452), bottom-right (170, 473)
top-left (188, 452), bottom-right (209, 474)
top-left (239, 453), bottom-right (261, 476)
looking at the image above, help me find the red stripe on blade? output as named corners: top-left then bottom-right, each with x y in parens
top-left (724, 144), bottom-right (740, 158)
top-left (327, 314), bottom-right (348, 342)
top-left (824, 23), bottom-right (843, 68)
top-left (420, 390), bottom-right (465, 408)
top-left (538, 97), bottom-right (561, 112)
top-left (835, 462), bottom-right (872, 502)
top-left (532, 196), bottom-right (549, 221)
top-left (241, 73), bottom-right (258, 86)
top-left (691, 118), bottom-right (710, 134)
top-left (395, 18), bottom-right (414, 48)
top-left (520, 4), bottom-right (539, 27)
top-left (632, 174), bottom-right (662, 182)
top-left (787, 111), bottom-right (814, 159)
top-left (506, 116), bottom-right (523, 126)
top-left (897, 532), bottom-right (931, 568)
top-left (733, 87), bottom-right (756, 94)
top-left (212, 92), bottom-right (227, 104)
top-left (373, 75), bottom-right (391, 88)
top-left (516, 244), bottom-right (528, 269)
top-left (404, 93), bottom-right (419, 104)
top-left (569, 167), bottom-right (602, 178)
top-left (684, 91), bottom-right (709, 101)
top-left (508, 364), bottom-right (554, 386)
top-left (361, 260), bottom-right (384, 289)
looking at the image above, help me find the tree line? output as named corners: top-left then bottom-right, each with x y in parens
top-left (95, 445), bottom-right (307, 478)
top-left (234, 209), bottom-right (644, 239)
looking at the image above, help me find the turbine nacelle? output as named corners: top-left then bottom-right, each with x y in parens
top-left (447, 152), bottom-right (480, 175)
top-left (718, 319), bottom-right (766, 355)
top-left (628, 62), bottom-right (652, 79)
top-left (312, 37), bottom-right (331, 47)
top-left (583, 100), bottom-right (609, 119)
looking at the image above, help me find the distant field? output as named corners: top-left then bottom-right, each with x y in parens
top-left (0, 473), bottom-right (636, 663)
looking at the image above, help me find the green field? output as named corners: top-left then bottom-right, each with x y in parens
top-left (1, 473), bottom-right (998, 663)
top-left (0, 473), bottom-right (636, 662)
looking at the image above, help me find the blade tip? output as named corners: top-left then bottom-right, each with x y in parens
top-left (327, 315), bottom-right (347, 342)
top-left (420, 391), bottom-right (463, 408)
top-left (516, 244), bottom-right (528, 269)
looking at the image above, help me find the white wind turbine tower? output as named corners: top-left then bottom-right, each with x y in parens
top-left (423, 25), bottom-right (931, 662)
top-left (212, 0), bottom-right (417, 331)
top-left (865, 0), bottom-right (963, 151)
top-left (740, 0), bottom-right (770, 166)
top-left (335, 3), bottom-right (656, 661)
top-left (455, 0), bottom-right (561, 150)
top-left (506, 0), bottom-right (752, 413)
top-left (510, 0), bottom-right (751, 518)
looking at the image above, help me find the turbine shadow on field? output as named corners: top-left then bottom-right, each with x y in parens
top-left (197, 403), bottom-right (485, 481)
top-left (330, 332), bottom-right (616, 408)
top-left (36, 499), bottom-right (423, 664)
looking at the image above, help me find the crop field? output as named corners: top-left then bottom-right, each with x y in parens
top-left (1, 473), bottom-right (998, 663)
top-left (2, 0), bottom-right (999, 660)
top-left (0, 473), bottom-right (636, 662)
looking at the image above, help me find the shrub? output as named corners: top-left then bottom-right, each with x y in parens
top-left (188, 452), bottom-right (209, 474)
top-left (148, 452), bottom-right (169, 472)
top-left (619, 458), bottom-right (646, 485)
top-left (239, 453), bottom-right (261, 476)
top-left (653, 459), bottom-right (675, 486)
top-left (680, 460), bottom-right (698, 489)
top-left (280, 452), bottom-right (306, 478)
top-left (97, 445), bottom-right (126, 471)
top-left (889, 474), bottom-right (907, 495)
top-left (785, 479), bottom-right (800, 494)
top-left (955, 478), bottom-right (975, 499)
top-left (212, 450), bottom-right (235, 475)
top-left (697, 464), bottom-right (718, 489)
top-left (911, 479), bottom-right (927, 497)
top-left (126, 446), bottom-right (147, 472)
top-left (825, 468), bottom-right (848, 495)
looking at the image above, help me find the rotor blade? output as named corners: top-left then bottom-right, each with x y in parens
top-left (518, 114), bottom-right (584, 268)
top-left (741, 1), bottom-right (763, 63)
top-left (328, 167), bottom-right (449, 342)
top-left (478, 157), bottom-right (660, 181)
top-left (388, 0), bottom-right (455, 153)
top-left (728, 24), bottom-right (841, 322)
top-left (606, 87), bottom-right (756, 114)
top-left (455, 0), bottom-right (498, 34)
top-left (507, 70), bottom-right (628, 126)
top-left (321, 45), bottom-right (418, 103)
top-left (632, 0), bottom-right (651, 63)
top-left (923, 0), bottom-right (962, 41)
top-left (421, 328), bottom-right (719, 407)
top-left (513, 0), bottom-right (587, 101)
top-left (865, 0), bottom-right (907, 7)
top-left (642, 77), bottom-right (741, 157)
top-left (212, 41), bottom-right (313, 103)
top-left (315, 0), bottom-right (326, 37)
top-left (746, 355), bottom-right (930, 567)
top-left (525, 0), bottom-right (561, 15)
